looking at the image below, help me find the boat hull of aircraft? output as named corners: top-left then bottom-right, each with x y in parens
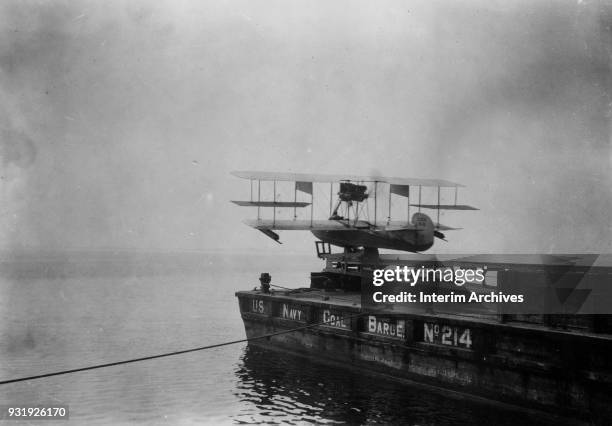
top-left (311, 212), bottom-right (435, 252)
top-left (310, 229), bottom-right (434, 252)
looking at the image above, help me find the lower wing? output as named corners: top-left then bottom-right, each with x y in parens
top-left (244, 219), bottom-right (367, 231)
top-left (244, 219), bottom-right (365, 244)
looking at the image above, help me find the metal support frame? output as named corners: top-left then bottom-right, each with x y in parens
top-left (347, 200), bottom-right (350, 223)
top-left (315, 241), bottom-right (331, 259)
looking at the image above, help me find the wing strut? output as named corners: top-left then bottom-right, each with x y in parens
top-left (329, 183), bottom-right (333, 217)
top-left (310, 189), bottom-right (313, 227)
top-left (437, 186), bottom-right (441, 228)
top-left (407, 186), bottom-right (410, 224)
top-left (257, 180), bottom-right (261, 220)
top-left (293, 183), bottom-right (297, 219)
top-left (273, 180), bottom-right (276, 227)
top-left (418, 186), bottom-right (422, 213)
top-left (387, 187), bottom-right (391, 224)
top-left (374, 181), bottom-right (378, 227)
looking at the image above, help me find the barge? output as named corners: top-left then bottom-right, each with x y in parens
top-left (236, 251), bottom-right (612, 423)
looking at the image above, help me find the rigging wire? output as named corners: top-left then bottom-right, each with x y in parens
top-left (0, 312), bottom-right (365, 386)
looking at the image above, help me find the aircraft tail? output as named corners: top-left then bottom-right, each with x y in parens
top-left (412, 212), bottom-right (435, 245)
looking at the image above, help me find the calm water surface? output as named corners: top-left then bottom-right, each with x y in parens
top-left (0, 251), bottom-right (575, 425)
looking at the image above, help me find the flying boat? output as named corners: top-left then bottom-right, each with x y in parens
top-left (231, 171), bottom-right (477, 256)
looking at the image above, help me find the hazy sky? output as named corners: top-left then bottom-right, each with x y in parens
top-left (0, 0), bottom-right (610, 254)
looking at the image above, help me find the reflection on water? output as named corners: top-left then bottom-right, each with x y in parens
top-left (233, 345), bottom-right (565, 425)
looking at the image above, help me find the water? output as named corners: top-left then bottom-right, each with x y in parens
top-left (0, 251), bottom-right (576, 425)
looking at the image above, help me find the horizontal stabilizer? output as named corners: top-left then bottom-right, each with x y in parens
top-left (385, 226), bottom-right (415, 233)
top-left (232, 201), bottom-right (311, 208)
top-left (435, 223), bottom-right (463, 231)
top-left (411, 204), bottom-right (478, 211)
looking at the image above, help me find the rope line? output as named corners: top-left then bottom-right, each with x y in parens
top-left (0, 312), bottom-right (364, 386)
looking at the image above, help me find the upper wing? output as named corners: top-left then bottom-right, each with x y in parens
top-left (231, 171), bottom-right (464, 188)
top-left (411, 204), bottom-right (479, 211)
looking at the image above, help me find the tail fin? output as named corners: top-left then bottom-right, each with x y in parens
top-left (412, 212), bottom-right (434, 245)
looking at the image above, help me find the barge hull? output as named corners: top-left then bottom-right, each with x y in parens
top-left (237, 291), bottom-right (612, 423)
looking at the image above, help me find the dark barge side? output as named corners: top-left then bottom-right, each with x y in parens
top-left (236, 251), bottom-right (612, 423)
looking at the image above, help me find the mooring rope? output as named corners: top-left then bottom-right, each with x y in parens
top-left (0, 312), bottom-right (364, 386)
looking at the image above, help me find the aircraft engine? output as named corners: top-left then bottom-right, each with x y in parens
top-left (338, 182), bottom-right (369, 202)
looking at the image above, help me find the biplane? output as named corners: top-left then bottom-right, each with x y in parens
top-left (231, 171), bottom-right (477, 254)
